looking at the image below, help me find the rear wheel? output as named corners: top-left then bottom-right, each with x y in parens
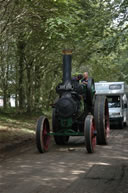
top-left (52, 109), bottom-right (69, 145)
top-left (84, 115), bottom-right (96, 153)
top-left (119, 119), bottom-right (123, 129)
top-left (36, 116), bottom-right (50, 153)
top-left (94, 95), bottom-right (110, 145)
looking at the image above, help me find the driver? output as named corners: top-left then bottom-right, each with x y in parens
top-left (81, 72), bottom-right (88, 84)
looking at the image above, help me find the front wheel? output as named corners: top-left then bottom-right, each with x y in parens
top-left (84, 115), bottom-right (96, 153)
top-left (36, 116), bottom-right (50, 153)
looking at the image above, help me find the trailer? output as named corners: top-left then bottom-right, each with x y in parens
top-left (95, 81), bottom-right (128, 128)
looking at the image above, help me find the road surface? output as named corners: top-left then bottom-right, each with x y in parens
top-left (0, 127), bottom-right (128, 193)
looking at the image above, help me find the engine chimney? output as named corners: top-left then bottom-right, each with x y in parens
top-left (62, 50), bottom-right (72, 84)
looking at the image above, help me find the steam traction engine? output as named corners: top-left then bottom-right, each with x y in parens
top-left (36, 50), bottom-right (110, 153)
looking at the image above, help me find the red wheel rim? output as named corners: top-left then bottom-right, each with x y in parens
top-left (91, 118), bottom-right (96, 150)
top-left (42, 119), bottom-right (50, 151)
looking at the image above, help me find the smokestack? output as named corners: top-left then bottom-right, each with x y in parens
top-left (62, 50), bottom-right (72, 84)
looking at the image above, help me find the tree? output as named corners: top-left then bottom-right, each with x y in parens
top-left (0, 0), bottom-right (127, 113)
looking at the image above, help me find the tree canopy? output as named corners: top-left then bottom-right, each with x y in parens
top-left (0, 0), bottom-right (127, 112)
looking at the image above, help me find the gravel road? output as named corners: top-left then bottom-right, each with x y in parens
top-left (0, 127), bottom-right (128, 193)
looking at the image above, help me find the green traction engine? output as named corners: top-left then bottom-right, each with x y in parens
top-left (36, 50), bottom-right (110, 153)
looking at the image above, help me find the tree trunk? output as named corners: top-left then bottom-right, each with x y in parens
top-left (3, 87), bottom-right (7, 109)
top-left (17, 37), bottom-right (26, 110)
top-left (15, 63), bottom-right (18, 109)
top-left (26, 61), bottom-right (33, 113)
top-left (34, 64), bottom-right (41, 112)
top-left (1, 64), bottom-right (9, 109)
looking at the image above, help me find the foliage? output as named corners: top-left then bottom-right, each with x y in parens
top-left (0, 0), bottom-right (127, 112)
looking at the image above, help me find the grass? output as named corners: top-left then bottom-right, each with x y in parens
top-left (0, 112), bottom-right (42, 150)
top-left (0, 108), bottom-right (53, 151)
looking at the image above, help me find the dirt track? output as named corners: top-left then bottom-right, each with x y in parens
top-left (0, 127), bottom-right (128, 193)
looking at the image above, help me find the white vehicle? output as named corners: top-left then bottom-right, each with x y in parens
top-left (95, 81), bottom-right (128, 128)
